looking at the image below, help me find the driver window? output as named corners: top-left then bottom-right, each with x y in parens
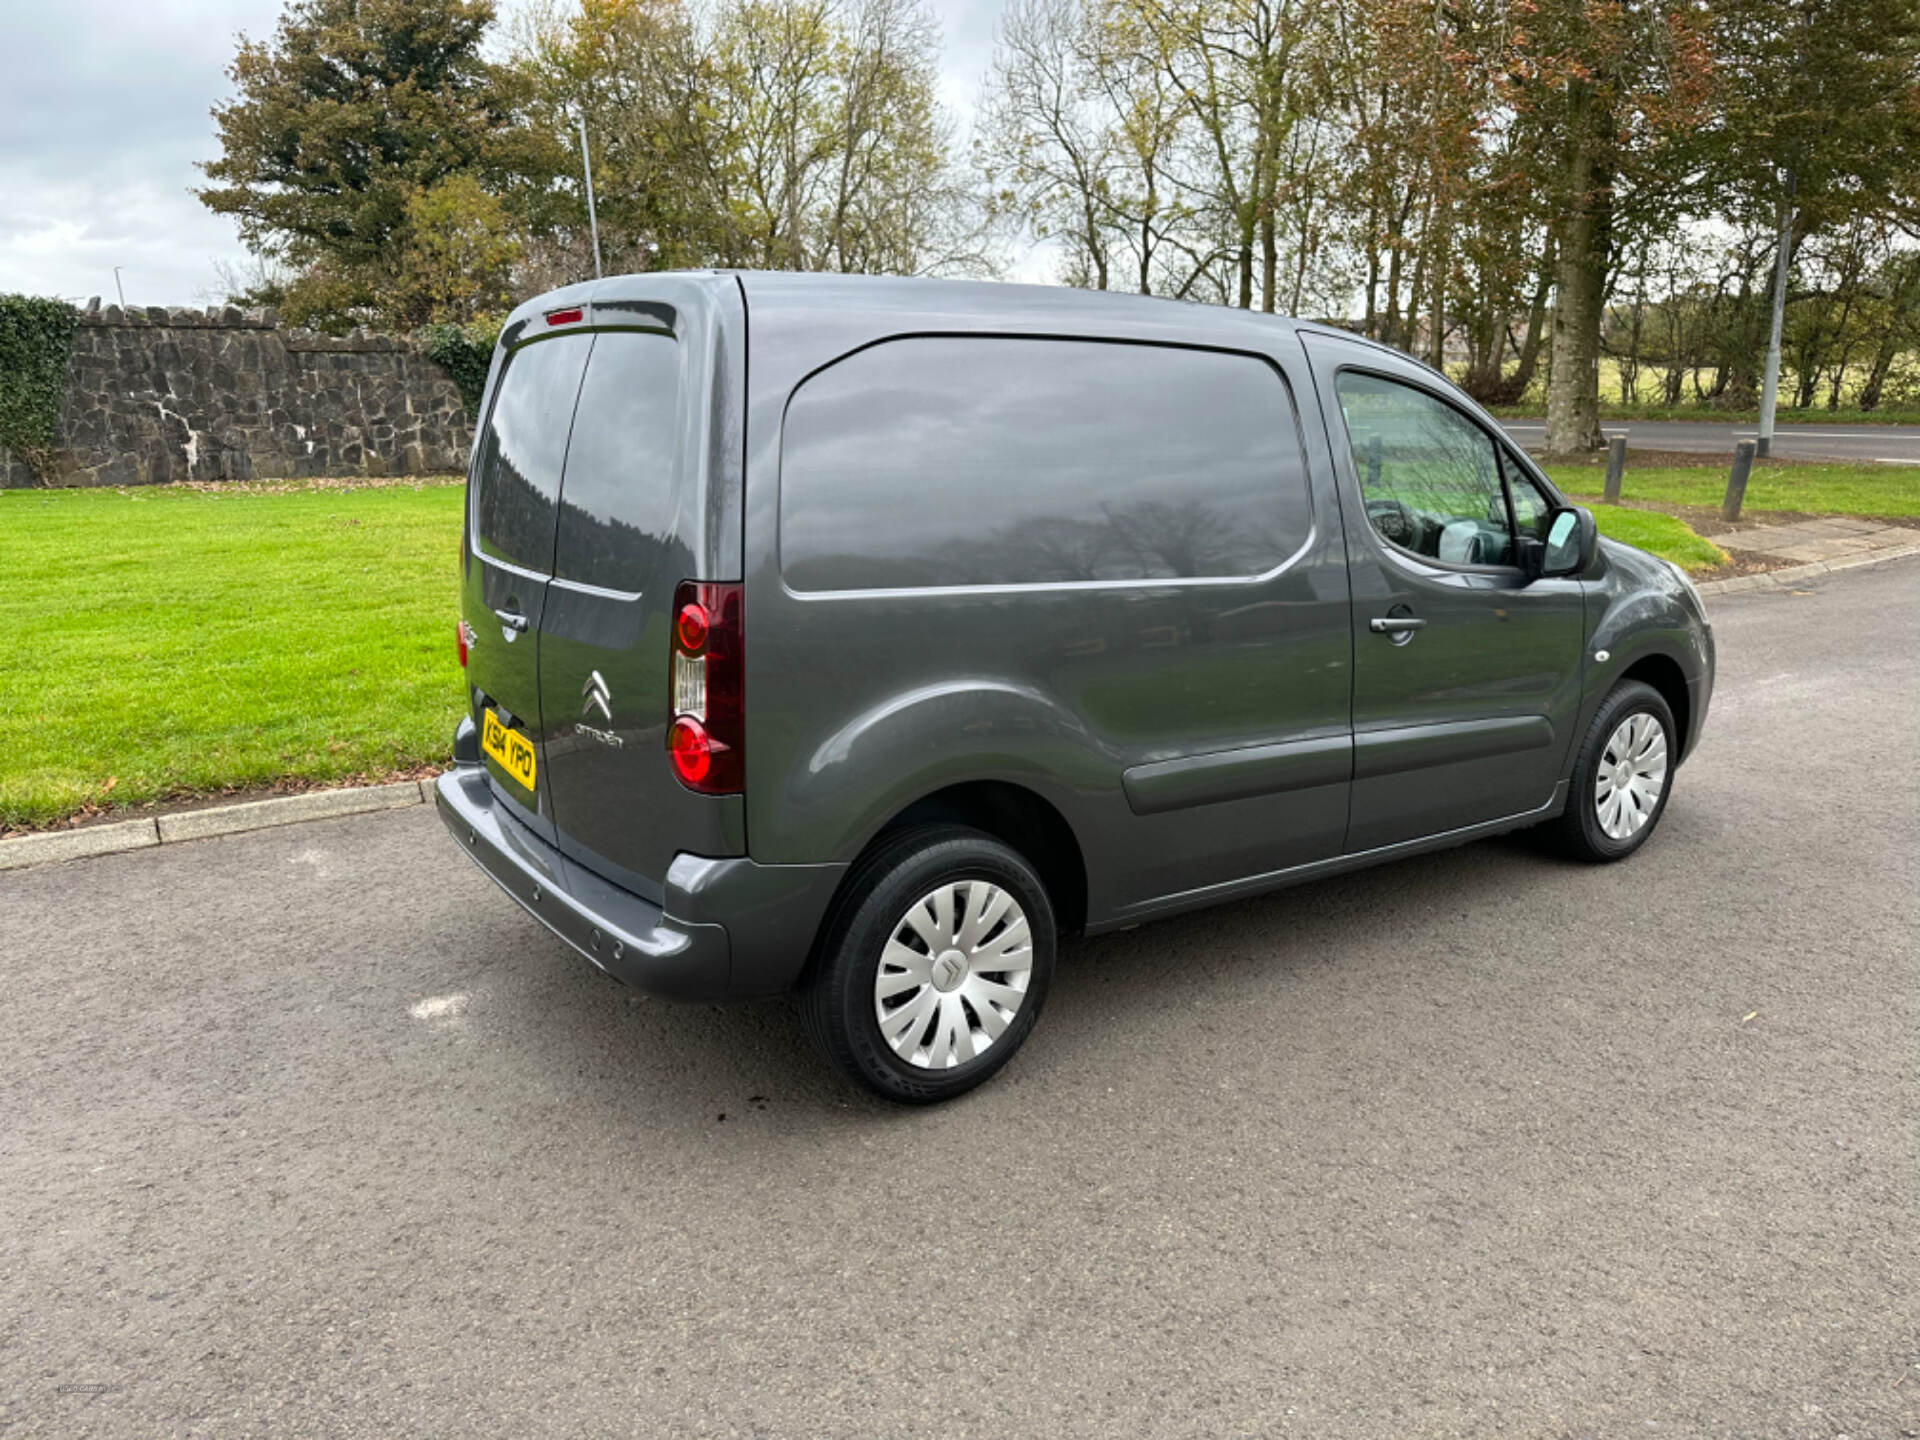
top-left (1335, 372), bottom-right (1514, 566)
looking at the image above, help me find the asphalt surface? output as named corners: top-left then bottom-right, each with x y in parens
top-left (1498, 416), bottom-right (1920, 463)
top-left (4, 561), bottom-right (1916, 1439)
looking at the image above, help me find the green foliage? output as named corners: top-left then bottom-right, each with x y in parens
top-left (0, 295), bottom-right (78, 482)
top-left (196, 0), bottom-right (550, 331)
top-left (396, 175), bottom-right (522, 324)
top-left (418, 317), bottom-right (502, 415)
top-left (0, 481), bottom-right (464, 830)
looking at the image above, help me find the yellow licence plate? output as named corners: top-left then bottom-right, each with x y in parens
top-left (481, 709), bottom-right (537, 791)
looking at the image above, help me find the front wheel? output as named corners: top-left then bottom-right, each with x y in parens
top-left (800, 825), bottom-right (1056, 1104)
top-left (1550, 679), bottom-right (1677, 862)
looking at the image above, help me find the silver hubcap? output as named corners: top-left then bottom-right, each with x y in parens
top-left (874, 880), bottom-right (1033, 1070)
top-left (1595, 711), bottom-right (1668, 840)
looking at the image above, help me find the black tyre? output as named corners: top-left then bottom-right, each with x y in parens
top-left (800, 825), bottom-right (1056, 1104)
top-left (1550, 679), bottom-right (1677, 862)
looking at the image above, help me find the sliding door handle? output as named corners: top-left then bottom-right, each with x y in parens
top-left (1369, 616), bottom-right (1428, 634)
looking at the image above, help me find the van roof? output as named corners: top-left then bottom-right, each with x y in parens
top-left (506, 269), bottom-right (1329, 340)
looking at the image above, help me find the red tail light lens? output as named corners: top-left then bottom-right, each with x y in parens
top-left (675, 601), bottom-right (709, 653)
top-left (456, 618), bottom-right (470, 667)
top-left (546, 306), bottom-right (584, 326)
top-left (667, 580), bottom-right (742, 793)
top-left (667, 716), bottom-right (712, 785)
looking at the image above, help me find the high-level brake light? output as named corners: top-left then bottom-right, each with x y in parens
top-left (667, 580), bottom-right (742, 793)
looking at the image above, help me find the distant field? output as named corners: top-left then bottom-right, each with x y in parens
top-left (1545, 460), bottom-right (1920, 519)
top-left (1468, 355), bottom-right (1920, 424)
top-left (0, 480), bottom-right (463, 830)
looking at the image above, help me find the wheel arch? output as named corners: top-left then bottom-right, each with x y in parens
top-left (819, 779), bottom-right (1090, 947)
top-left (1618, 651), bottom-right (1692, 760)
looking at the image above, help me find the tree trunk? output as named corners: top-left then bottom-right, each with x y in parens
top-left (1544, 81), bottom-right (1607, 453)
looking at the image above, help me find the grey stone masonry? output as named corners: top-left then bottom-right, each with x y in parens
top-left (1, 300), bottom-right (473, 486)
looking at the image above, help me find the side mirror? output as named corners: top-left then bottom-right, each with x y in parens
top-left (1538, 506), bottom-right (1597, 578)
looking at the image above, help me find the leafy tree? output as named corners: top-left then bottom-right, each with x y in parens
top-left (197, 0), bottom-right (547, 329)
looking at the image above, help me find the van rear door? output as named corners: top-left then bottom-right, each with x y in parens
top-left (461, 330), bottom-right (593, 843)
top-left (537, 292), bottom-right (747, 896)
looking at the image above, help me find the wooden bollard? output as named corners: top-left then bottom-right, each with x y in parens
top-left (1603, 435), bottom-right (1627, 503)
top-left (1721, 440), bottom-right (1756, 524)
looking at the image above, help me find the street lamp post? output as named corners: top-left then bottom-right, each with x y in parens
top-left (578, 114), bottom-right (603, 280)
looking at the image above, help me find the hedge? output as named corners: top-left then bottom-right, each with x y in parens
top-left (0, 295), bottom-right (78, 481)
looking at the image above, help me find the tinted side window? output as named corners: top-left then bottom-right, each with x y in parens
top-left (780, 337), bottom-right (1311, 592)
top-left (473, 336), bottom-right (592, 573)
top-left (553, 332), bottom-right (682, 592)
top-left (1336, 372), bottom-right (1513, 566)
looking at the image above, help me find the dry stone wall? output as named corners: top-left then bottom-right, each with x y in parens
top-left (1, 301), bottom-right (473, 487)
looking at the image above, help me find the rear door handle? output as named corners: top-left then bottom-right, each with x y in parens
top-left (493, 608), bottom-right (529, 632)
top-left (1369, 616), bottom-right (1428, 634)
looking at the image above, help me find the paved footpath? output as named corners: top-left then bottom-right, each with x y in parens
top-left (1, 561), bottom-right (1915, 1438)
top-left (1705, 514), bottom-right (1919, 568)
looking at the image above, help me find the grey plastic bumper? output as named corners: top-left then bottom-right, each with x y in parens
top-left (435, 764), bottom-right (732, 999)
top-left (435, 762), bottom-right (847, 999)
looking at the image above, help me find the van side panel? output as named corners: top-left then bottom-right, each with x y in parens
top-left (738, 276), bottom-right (1356, 928)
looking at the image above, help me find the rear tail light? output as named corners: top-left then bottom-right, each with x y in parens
top-left (456, 618), bottom-right (473, 667)
top-left (546, 306), bottom-right (584, 326)
top-left (667, 580), bottom-right (742, 793)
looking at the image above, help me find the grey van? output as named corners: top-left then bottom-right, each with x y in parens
top-left (436, 273), bottom-right (1715, 1103)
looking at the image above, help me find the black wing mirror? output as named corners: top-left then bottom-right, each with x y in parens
top-left (1524, 505), bottom-right (1597, 579)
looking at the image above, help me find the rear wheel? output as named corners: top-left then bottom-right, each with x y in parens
top-left (1551, 679), bottom-right (1676, 862)
top-left (800, 825), bottom-right (1056, 1104)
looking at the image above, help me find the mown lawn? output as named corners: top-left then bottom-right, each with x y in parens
top-left (1544, 460), bottom-right (1920, 519)
top-left (1, 480), bottom-right (464, 831)
top-left (1585, 505), bottom-right (1728, 571)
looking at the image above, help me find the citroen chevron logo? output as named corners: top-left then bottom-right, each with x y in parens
top-left (582, 670), bottom-right (612, 722)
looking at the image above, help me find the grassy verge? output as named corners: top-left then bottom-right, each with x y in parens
top-left (1543, 460), bottom-right (1920, 519)
top-left (0, 480), bottom-right (463, 831)
top-left (1586, 506), bottom-right (1728, 571)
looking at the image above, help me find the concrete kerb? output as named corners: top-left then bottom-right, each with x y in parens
top-left (1696, 538), bottom-right (1920, 597)
top-left (0, 780), bottom-right (429, 872)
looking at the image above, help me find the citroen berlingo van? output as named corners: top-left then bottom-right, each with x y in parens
top-left (436, 272), bottom-right (1715, 1103)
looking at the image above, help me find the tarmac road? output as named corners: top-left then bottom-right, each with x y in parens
top-left (2, 560), bottom-right (1915, 1438)
top-left (1499, 416), bottom-right (1920, 463)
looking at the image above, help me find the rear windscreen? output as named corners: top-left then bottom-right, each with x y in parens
top-left (552, 332), bottom-right (683, 593)
top-left (472, 335), bottom-right (591, 574)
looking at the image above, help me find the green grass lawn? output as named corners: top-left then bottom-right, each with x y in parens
top-left (1, 481), bottom-right (464, 831)
top-left (1586, 505), bottom-right (1728, 571)
top-left (1544, 460), bottom-right (1920, 519)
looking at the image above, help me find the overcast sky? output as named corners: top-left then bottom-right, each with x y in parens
top-left (1, 0), bottom-right (1018, 308)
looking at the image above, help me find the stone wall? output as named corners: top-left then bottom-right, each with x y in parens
top-left (1, 301), bottom-right (473, 487)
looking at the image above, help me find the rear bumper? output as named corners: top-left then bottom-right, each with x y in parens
top-left (436, 764), bottom-right (730, 998)
top-left (434, 759), bottom-right (845, 1000)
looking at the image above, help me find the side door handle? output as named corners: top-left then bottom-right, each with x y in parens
top-left (1369, 616), bottom-right (1428, 634)
top-left (493, 607), bottom-right (529, 632)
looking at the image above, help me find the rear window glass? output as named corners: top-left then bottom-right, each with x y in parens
top-left (553, 331), bottom-right (682, 592)
top-left (472, 336), bottom-right (591, 573)
top-left (778, 336), bottom-right (1311, 592)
